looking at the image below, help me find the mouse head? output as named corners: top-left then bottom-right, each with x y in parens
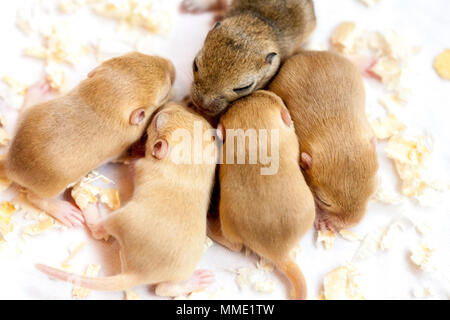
top-left (83, 52), bottom-right (176, 129)
top-left (145, 102), bottom-right (216, 162)
top-left (220, 90), bottom-right (294, 131)
top-left (191, 19), bottom-right (281, 117)
top-left (301, 138), bottom-right (379, 231)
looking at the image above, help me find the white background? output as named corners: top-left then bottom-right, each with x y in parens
top-left (0, 0), bottom-right (449, 300)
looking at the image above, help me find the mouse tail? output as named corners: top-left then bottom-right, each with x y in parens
top-left (276, 258), bottom-right (307, 300)
top-left (36, 264), bottom-right (140, 292)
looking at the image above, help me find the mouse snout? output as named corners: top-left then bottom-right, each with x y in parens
top-left (192, 92), bottom-right (228, 117)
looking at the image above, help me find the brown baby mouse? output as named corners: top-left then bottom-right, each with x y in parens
top-left (37, 102), bottom-right (218, 296)
top-left (212, 90), bottom-right (315, 299)
top-left (269, 51), bottom-right (379, 232)
top-left (189, 0), bottom-right (316, 117)
top-left (3, 52), bottom-right (175, 227)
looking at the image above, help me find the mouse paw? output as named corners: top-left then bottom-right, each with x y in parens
top-left (180, 0), bottom-right (210, 13)
top-left (155, 270), bottom-right (215, 297)
top-left (50, 201), bottom-right (85, 227)
top-left (23, 79), bottom-right (53, 108)
top-left (314, 214), bottom-right (338, 233)
top-left (188, 269), bottom-right (215, 293)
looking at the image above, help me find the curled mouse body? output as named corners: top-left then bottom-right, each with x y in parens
top-left (189, 0), bottom-right (316, 117)
top-left (37, 102), bottom-right (218, 296)
top-left (3, 52), bottom-right (175, 227)
top-left (269, 51), bottom-right (379, 232)
top-left (212, 90), bottom-right (315, 299)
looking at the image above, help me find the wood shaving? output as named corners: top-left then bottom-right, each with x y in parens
top-left (354, 227), bottom-right (384, 261)
top-left (59, 0), bottom-right (86, 14)
top-left (317, 230), bottom-right (335, 250)
top-left (357, 0), bottom-right (380, 7)
top-left (370, 113), bottom-right (406, 140)
top-left (321, 264), bottom-right (365, 300)
top-left (330, 22), bottom-right (361, 54)
top-left (2, 75), bottom-right (28, 95)
top-left (45, 62), bottom-right (66, 90)
top-left (61, 242), bottom-right (87, 270)
top-left (71, 171), bottom-right (121, 211)
top-left (125, 290), bottom-right (140, 300)
top-left (379, 220), bottom-right (406, 250)
top-left (0, 201), bottom-right (16, 241)
top-left (339, 229), bottom-right (364, 241)
top-left (385, 133), bottom-right (432, 197)
top-left (373, 182), bottom-right (406, 205)
top-left (234, 264), bottom-right (275, 294)
top-left (204, 236), bottom-right (213, 250)
top-left (410, 243), bottom-right (436, 273)
top-left (22, 217), bottom-right (55, 236)
top-left (24, 24), bottom-right (90, 65)
top-left (434, 49), bottom-right (450, 80)
top-left (0, 114), bottom-right (11, 147)
top-left (89, 0), bottom-right (172, 34)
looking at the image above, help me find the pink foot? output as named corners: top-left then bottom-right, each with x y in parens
top-left (154, 269), bottom-right (215, 297)
top-left (48, 201), bottom-right (85, 227)
top-left (314, 213), bottom-right (338, 233)
top-left (348, 55), bottom-right (381, 80)
top-left (23, 79), bottom-right (52, 109)
top-left (82, 203), bottom-right (108, 239)
top-left (27, 193), bottom-right (84, 227)
top-left (180, 0), bottom-right (227, 14)
top-left (187, 269), bottom-right (215, 293)
top-left (180, 0), bottom-right (213, 13)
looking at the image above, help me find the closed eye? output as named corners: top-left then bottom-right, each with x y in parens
top-left (315, 195), bottom-right (332, 208)
top-left (233, 82), bottom-right (254, 94)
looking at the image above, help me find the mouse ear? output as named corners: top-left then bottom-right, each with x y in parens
top-left (88, 67), bottom-right (99, 78)
top-left (266, 52), bottom-right (277, 64)
top-left (152, 139), bottom-right (169, 160)
top-left (154, 112), bottom-right (169, 131)
top-left (371, 136), bottom-right (377, 150)
top-left (216, 123), bottom-right (225, 142)
top-left (300, 152), bottom-right (312, 171)
top-left (281, 107), bottom-right (293, 127)
top-left (130, 108), bottom-right (146, 125)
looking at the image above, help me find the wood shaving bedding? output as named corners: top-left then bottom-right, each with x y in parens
top-left (71, 171), bottom-right (121, 211)
top-left (316, 230), bottom-right (336, 250)
top-left (320, 264), bottom-right (365, 300)
top-left (434, 49), bottom-right (450, 80)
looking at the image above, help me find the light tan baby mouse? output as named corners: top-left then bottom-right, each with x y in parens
top-left (37, 102), bottom-right (218, 296)
top-left (211, 90), bottom-right (315, 299)
top-left (3, 52), bottom-right (175, 227)
top-left (269, 51), bottom-right (379, 232)
top-left (188, 0), bottom-right (316, 116)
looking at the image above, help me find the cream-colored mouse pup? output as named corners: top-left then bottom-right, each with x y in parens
top-left (269, 51), bottom-right (379, 232)
top-left (211, 90), bottom-right (315, 299)
top-left (3, 52), bottom-right (175, 227)
top-left (37, 102), bottom-right (218, 296)
top-left (188, 0), bottom-right (316, 116)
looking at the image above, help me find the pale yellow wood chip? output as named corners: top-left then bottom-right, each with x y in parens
top-left (434, 49), bottom-right (450, 80)
top-left (321, 265), bottom-right (365, 300)
top-left (317, 230), bottom-right (335, 250)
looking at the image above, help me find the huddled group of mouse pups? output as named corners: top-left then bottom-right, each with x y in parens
top-left (2, 0), bottom-right (379, 299)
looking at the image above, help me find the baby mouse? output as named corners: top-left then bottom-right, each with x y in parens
top-left (189, 0), bottom-right (316, 117)
top-left (3, 52), bottom-right (175, 227)
top-left (212, 90), bottom-right (315, 299)
top-left (269, 51), bottom-right (379, 232)
top-left (37, 102), bottom-right (218, 296)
